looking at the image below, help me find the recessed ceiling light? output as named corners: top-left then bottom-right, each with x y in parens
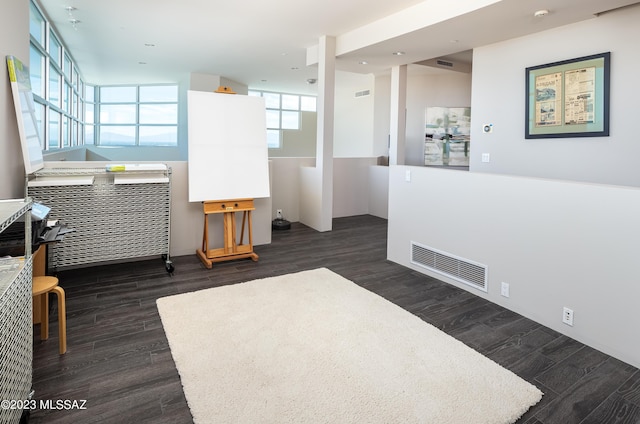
top-left (291, 67), bottom-right (299, 71)
top-left (449, 39), bottom-right (459, 43)
top-left (359, 61), bottom-right (368, 65)
top-left (144, 43), bottom-right (155, 47)
top-left (138, 62), bottom-right (147, 65)
top-left (534, 9), bottom-right (549, 17)
top-left (69, 18), bottom-right (80, 24)
top-left (393, 51), bottom-right (405, 56)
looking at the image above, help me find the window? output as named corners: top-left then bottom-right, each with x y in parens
top-left (29, 1), bottom-right (45, 45)
top-left (29, 1), bottom-right (177, 150)
top-left (29, 45), bottom-right (45, 98)
top-left (84, 85), bottom-right (95, 145)
top-left (301, 96), bottom-right (317, 112)
top-left (249, 90), bottom-right (316, 149)
top-left (97, 84), bottom-right (178, 146)
top-left (29, 0), bottom-right (85, 150)
top-left (48, 32), bottom-right (61, 67)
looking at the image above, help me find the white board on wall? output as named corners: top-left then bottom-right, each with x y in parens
top-left (187, 91), bottom-right (271, 202)
top-left (6, 55), bottom-right (44, 175)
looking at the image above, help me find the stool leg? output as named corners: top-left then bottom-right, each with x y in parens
top-left (52, 286), bottom-right (67, 355)
top-left (40, 293), bottom-right (49, 340)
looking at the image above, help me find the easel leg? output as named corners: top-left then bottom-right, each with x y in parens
top-left (248, 210), bottom-right (254, 247)
top-left (239, 211), bottom-right (247, 245)
top-left (197, 213), bottom-right (213, 269)
top-left (202, 214), bottom-right (209, 253)
top-left (248, 211), bottom-right (258, 261)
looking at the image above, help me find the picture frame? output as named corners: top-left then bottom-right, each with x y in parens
top-left (525, 52), bottom-right (610, 139)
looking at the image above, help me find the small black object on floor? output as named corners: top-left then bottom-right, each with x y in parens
top-left (272, 219), bottom-right (291, 230)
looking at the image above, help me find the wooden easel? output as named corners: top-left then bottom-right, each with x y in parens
top-left (196, 198), bottom-right (259, 269)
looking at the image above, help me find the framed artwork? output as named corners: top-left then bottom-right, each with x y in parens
top-left (525, 52), bottom-right (610, 139)
top-left (425, 107), bottom-right (470, 166)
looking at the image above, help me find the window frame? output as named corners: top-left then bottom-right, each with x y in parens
top-left (29, 0), bottom-right (85, 151)
top-left (249, 90), bottom-right (316, 149)
top-left (96, 84), bottom-right (179, 147)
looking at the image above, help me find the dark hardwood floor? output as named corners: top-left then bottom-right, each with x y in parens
top-left (29, 215), bottom-right (640, 423)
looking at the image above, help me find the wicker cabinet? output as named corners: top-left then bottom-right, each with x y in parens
top-left (0, 199), bottom-right (33, 423)
top-left (27, 167), bottom-right (172, 272)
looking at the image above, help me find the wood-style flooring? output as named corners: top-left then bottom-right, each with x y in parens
top-left (29, 215), bottom-right (640, 423)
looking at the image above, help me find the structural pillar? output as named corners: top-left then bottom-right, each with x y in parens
top-left (299, 35), bottom-right (335, 232)
top-left (389, 65), bottom-right (407, 165)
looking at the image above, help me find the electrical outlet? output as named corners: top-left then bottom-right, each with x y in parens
top-left (562, 307), bottom-right (574, 326)
top-left (500, 282), bottom-right (510, 298)
top-left (405, 170), bottom-right (411, 182)
top-left (276, 209), bottom-right (283, 219)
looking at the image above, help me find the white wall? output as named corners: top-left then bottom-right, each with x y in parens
top-left (387, 5), bottom-right (640, 369)
top-left (273, 111), bottom-right (317, 158)
top-left (368, 165), bottom-right (389, 219)
top-left (269, 157), bottom-right (315, 221)
top-left (373, 76), bottom-right (391, 158)
top-left (333, 158), bottom-right (377, 218)
top-left (374, 70), bottom-right (472, 166)
top-left (334, 71), bottom-right (375, 157)
top-left (406, 71), bottom-right (472, 166)
top-left (0, 0), bottom-right (29, 198)
top-left (270, 70), bottom-right (375, 159)
top-left (85, 146), bottom-right (182, 161)
top-left (387, 165), bottom-right (640, 369)
top-left (470, 5), bottom-right (640, 188)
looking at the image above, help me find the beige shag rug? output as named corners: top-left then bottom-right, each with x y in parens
top-left (157, 268), bottom-right (542, 424)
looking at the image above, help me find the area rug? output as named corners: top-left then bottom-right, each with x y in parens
top-left (157, 268), bottom-right (542, 423)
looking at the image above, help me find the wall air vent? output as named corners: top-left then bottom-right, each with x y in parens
top-left (411, 241), bottom-right (488, 292)
top-left (436, 60), bottom-right (454, 68)
top-left (355, 90), bottom-right (371, 98)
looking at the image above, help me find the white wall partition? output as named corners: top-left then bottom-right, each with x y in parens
top-left (387, 165), bottom-right (640, 369)
top-left (386, 3), bottom-right (640, 370)
top-left (368, 165), bottom-right (389, 219)
top-left (269, 157), bottom-right (315, 221)
top-left (333, 158), bottom-right (377, 218)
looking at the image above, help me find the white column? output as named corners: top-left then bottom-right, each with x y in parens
top-left (316, 35), bottom-right (335, 231)
top-left (299, 35), bottom-right (335, 232)
top-left (389, 65), bottom-right (407, 165)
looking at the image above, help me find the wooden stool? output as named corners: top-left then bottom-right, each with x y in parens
top-left (33, 276), bottom-right (67, 355)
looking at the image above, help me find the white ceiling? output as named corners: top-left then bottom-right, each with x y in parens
top-left (37, 0), bottom-right (639, 94)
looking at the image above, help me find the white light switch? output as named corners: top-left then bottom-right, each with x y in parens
top-left (481, 153), bottom-right (491, 163)
top-left (405, 170), bottom-right (411, 182)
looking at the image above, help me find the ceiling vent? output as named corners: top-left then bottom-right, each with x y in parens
top-left (355, 89), bottom-right (371, 98)
top-left (411, 241), bottom-right (488, 292)
top-left (436, 60), bottom-right (454, 68)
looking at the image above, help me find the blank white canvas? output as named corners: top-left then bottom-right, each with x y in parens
top-left (187, 91), bottom-right (270, 202)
